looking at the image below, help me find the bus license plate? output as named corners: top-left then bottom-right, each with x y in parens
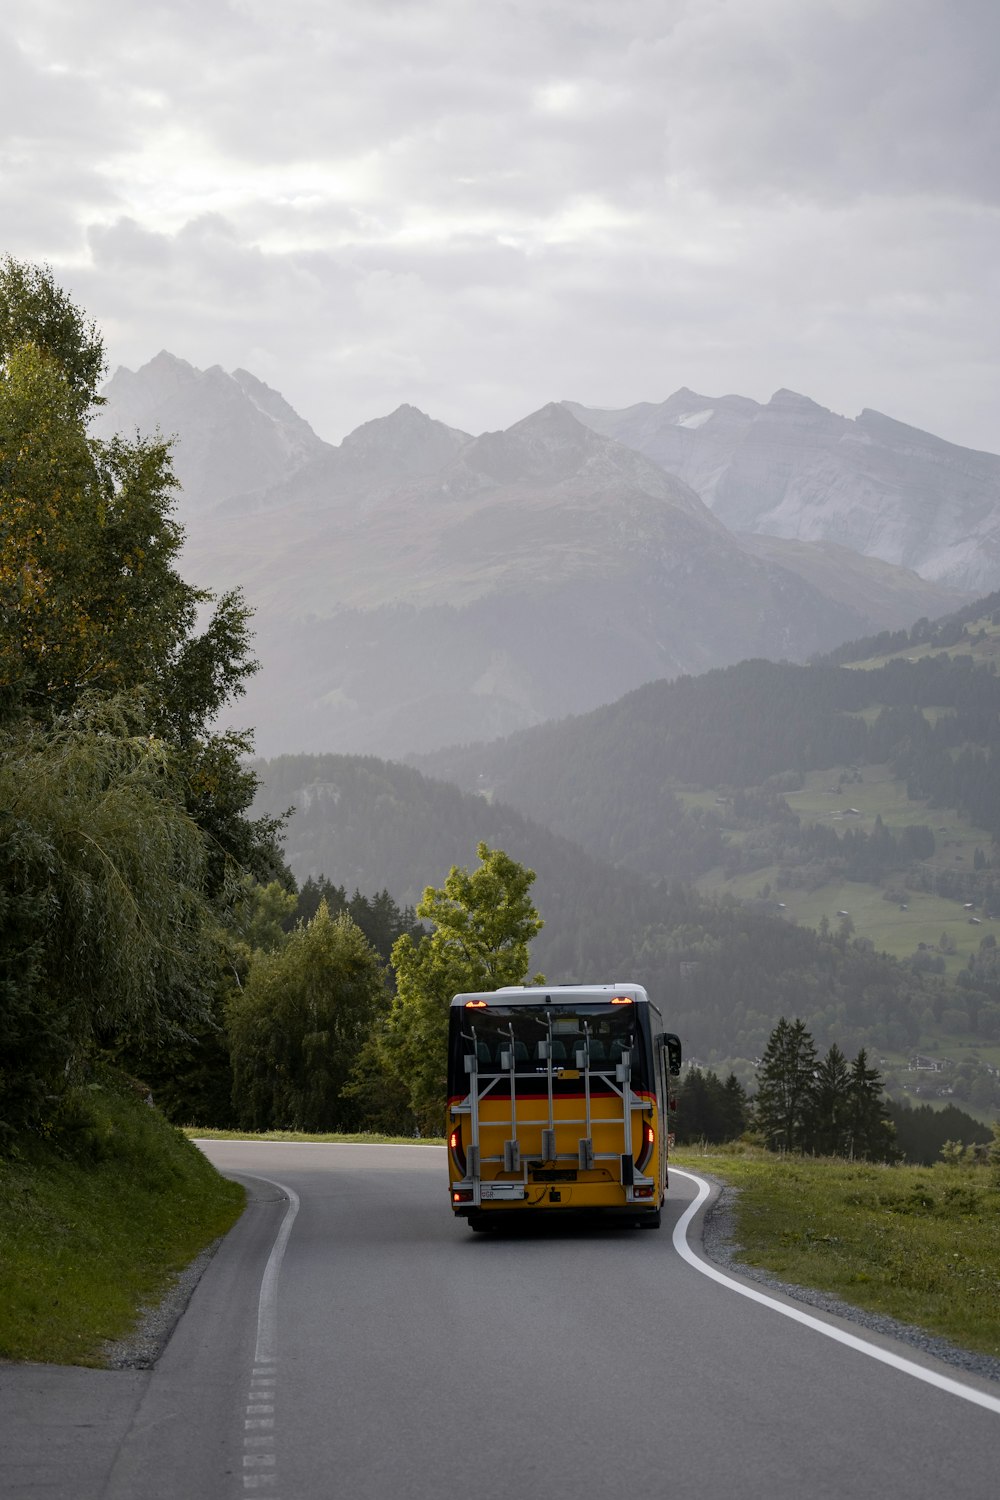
top-left (480, 1184), bottom-right (526, 1201)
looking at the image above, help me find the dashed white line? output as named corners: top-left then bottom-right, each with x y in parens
top-left (671, 1167), bottom-right (1000, 1418)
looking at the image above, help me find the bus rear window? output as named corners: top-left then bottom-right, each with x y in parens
top-left (461, 1004), bottom-right (646, 1079)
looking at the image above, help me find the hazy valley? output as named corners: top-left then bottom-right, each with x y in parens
top-left (91, 349), bottom-right (1000, 1100)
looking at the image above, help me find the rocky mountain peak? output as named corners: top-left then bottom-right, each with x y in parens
top-left (766, 389), bottom-right (837, 418)
top-left (462, 402), bottom-right (600, 485)
top-left (336, 403), bottom-right (471, 480)
top-left (230, 368), bottom-right (320, 437)
top-left (94, 352), bottom-right (329, 515)
top-left (96, 350), bottom-right (197, 425)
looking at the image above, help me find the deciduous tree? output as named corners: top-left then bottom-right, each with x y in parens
top-left (361, 844), bottom-right (544, 1133)
top-left (0, 702), bottom-right (213, 1130)
top-left (228, 903), bottom-right (386, 1132)
top-left (0, 260), bottom-right (285, 1132)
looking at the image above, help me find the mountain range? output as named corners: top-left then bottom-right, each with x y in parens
top-left (93, 355), bottom-right (982, 755)
top-left (566, 388), bottom-right (1000, 594)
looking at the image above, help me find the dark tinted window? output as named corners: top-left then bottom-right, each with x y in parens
top-left (450, 1003), bottom-right (651, 1089)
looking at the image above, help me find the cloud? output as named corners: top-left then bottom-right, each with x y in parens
top-left (659, 0), bottom-right (1000, 206)
top-left (2, 0), bottom-right (999, 452)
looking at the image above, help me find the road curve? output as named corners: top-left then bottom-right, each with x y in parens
top-left (2, 1141), bottom-right (997, 1500)
top-left (205, 1141), bottom-right (997, 1500)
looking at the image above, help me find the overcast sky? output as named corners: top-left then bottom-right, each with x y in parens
top-left (4, 0), bottom-right (1000, 450)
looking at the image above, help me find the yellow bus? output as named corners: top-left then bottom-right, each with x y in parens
top-left (447, 983), bottom-right (682, 1231)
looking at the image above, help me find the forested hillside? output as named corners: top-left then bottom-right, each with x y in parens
top-left (250, 752), bottom-right (665, 981)
top-left (817, 589), bottom-right (1000, 668)
top-left (403, 622), bottom-right (1000, 1097)
top-left (416, 649), bottom-right (1000, 879)
top-left (250, 752), bottom-right (951, 1067)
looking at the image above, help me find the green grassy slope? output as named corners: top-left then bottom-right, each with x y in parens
top-left (691, 762), bottom-right (995, 969)
top-left (677, 1146), bottom-right (1000, 1358)
top-left (0, 1073), bottom-right (244, 1366)
top-left (857, 616), bottom-right (1000, 669)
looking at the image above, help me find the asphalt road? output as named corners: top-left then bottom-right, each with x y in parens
top-left (3, 1141), bottom-right (999, 1499)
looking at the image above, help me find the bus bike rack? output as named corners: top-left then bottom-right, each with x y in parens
top-left (456, 1022), bottom-right (655, 1205)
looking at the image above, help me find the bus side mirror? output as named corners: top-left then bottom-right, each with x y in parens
top-left (659, 1032), bottom-right (682, 1077)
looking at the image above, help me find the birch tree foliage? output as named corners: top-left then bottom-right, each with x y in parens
top-left (0, 338), bottom-right (237, 726)
top-left (0, 325), bottom-right (275, 885)
top-left (0, 256), bottom-right (105, 417)
top-left (365, 843), bottom-right (544, 1133)
top-left (0, 258), bottom-right (258, 743)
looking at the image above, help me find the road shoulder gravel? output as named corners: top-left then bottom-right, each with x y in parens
top-left (102, 1237), bottom-right (225, 1369)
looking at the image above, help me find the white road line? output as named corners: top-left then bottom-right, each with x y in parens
top-left (236, 1172), bottom-right (300, 1498)
top-left (254, 1177), bottom-right (300, 1365)
top-left (671, 1168), bottom-right (1000, 1417)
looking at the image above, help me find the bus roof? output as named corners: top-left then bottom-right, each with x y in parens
top-left (449, 983), bottom-right (649, 1009)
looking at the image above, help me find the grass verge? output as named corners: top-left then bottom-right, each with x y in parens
top-left (674, 1146), bottom-right (1000, 1357)
top-left (0, 1074), bottom-right (244, 1366)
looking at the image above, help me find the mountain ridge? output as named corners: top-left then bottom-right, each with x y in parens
top-left (565, 388), bottom-right (1000, 593)
top-left (95, 356), bottom-right (976, 754)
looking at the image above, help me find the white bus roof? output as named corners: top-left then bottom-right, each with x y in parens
top-left (449, 983), bottom-right (649, 1008)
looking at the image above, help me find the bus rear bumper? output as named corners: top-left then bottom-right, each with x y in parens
top-left (455, 1203), bottom-right (663, 1231)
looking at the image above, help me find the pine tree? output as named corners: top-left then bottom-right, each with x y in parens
top-left (845, 1048), bottom-right (893, 1160)
top-left (753, 1017), bottom-right (818, 1152)
top-left (676, 1067), bottom-right (713, 1143)
top-left (811, 1044), bottom-right (852, 1156)
top-left (720, 1072), bottom-right (749, 1141)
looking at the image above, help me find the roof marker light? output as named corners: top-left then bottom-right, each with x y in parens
top-left (465, 1000), bottom-right (488, 1009)
top-left (610, 996), bottom-right (632, 1005)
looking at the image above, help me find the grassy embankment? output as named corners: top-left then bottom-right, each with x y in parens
top-left (0, 1075), bottom-right (244, 1366)
top-left (674, 1145), bottom-right (1000, 1357)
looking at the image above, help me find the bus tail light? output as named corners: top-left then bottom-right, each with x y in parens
top-left (633, 1185), bottom-right (655, 1199)
top-left (452, 1188), bottom-right (474, 1204)
top-left (636, 1122), bottom-right (655, 1171)
top-left (449, 1122), bottom-right (467, 1175)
